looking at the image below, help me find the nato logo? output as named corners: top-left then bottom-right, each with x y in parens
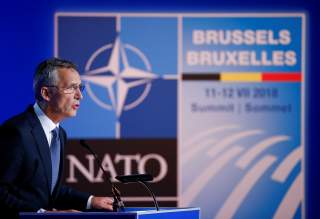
top-left (82, 37), bottom-right (157, 117)
top-left (55, 14), bottom-right (178, 139)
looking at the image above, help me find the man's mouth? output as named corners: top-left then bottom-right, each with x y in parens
top-left (72, 104), bottom-right (80, 110)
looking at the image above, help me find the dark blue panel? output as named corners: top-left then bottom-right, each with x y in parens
top-left (58, 16), bottom-right (117, 72)
top-left (120, 79), bottom-right (177, 138)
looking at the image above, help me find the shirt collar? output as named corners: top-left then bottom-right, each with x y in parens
top-left (33, 103), bottom-right (59, 133)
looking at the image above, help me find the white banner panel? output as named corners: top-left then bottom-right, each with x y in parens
top-left (179, 13), bottom-right (305, 219)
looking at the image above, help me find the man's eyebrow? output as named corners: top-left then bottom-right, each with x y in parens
top-left (67, 82), bottom-right (81, 86)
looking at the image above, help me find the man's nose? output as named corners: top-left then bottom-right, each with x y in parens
top-left (75, 87), bottom-right (83, 100)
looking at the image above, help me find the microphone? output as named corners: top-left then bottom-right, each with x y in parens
top-left (115, 173), bottom-right (153, 183)
top-left (79, 140), bottom-right (125, 212)
top-left (116, 174), bottom-right (159, 211)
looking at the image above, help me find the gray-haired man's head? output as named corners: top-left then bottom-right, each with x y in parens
top-left (33, 58), bottom-right (78, 103)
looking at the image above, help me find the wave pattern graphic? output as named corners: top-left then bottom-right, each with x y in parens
top-left (207, 129), bottom-right (263, 157)
top-left (236, 135), bottom-right (290, 169)
top-left (272, 147), bottom-right (302, 219)
top-left (181, 146), bottom-right (244, 206)
top-left (181, 125), bottom-right (303, 219)
top-left (215, 155), bottom-right (277, 219)
top-left (183, 125), bottom-right (239, 150)
top-left (273, 173), bottom-right (302, 219)
top-left (272, 146), bottom-right (301, 183)
top-left (181, 138), bottom-right (217, 166)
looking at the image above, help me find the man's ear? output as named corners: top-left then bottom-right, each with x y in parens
top-left (40, 87), bottom-right (51, 101)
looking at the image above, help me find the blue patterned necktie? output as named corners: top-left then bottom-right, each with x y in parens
top-left (50, 127), bottom-right (60, 193)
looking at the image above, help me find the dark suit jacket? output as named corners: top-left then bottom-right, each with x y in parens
top-left (0, 106), bottom-right (90, 213)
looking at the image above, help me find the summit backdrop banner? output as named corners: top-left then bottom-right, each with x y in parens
top-left (55, 13), bottom-right (305, 219)
top-left (180, 14), bottom-right (305, 219)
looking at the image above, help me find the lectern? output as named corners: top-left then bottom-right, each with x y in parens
top-left (20, 207), bottom-right (200, 219)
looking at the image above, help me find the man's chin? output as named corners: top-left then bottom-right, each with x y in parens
top-left (66, 111), bottom-right (77, 118)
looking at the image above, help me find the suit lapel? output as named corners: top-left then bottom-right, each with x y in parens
top-left (26, 106), bottom-right (52, 193)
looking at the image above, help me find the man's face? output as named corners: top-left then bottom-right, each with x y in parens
top-left (47, 68), bottom-right (83, 122)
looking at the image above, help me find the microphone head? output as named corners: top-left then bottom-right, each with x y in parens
top-left (79, 139), bottom-right (86, 146)
top-left (115, 173), bottom-right (153, 183)
top-left (79, 140), bottom-right (98, 158)
top-left (79, 139), bottom-right (90, 150)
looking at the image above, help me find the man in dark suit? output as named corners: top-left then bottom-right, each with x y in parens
top-left (0, 58), bottom-right (114, 215)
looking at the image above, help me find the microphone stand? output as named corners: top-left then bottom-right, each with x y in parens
top-left (137, 181), bottom-right (159, 211)
top-left (79, 140), bottom-right (125, 212)
top-left (115, 174), bottom-right (159, 211)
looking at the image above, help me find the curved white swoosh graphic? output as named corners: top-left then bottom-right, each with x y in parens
top-left (272, 146), bottom-right (301, 183)
top-left (236, 135), bottom-right (290, 170)
top-left (207, 129), bottom-right (263, 158)
top-left (181, 146), bottom-right (244, 206)
top-left (183, 125), bottom-right (239, 149)
top-left (181, 138), bottom-right (217, 166)
top-left (215, 155), bottom-right (277, 219)
top-left (273, 173), bottom-right (302, 219)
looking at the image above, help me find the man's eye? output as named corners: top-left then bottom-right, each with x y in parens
top-left (67, 85), bottom-right (77, 90)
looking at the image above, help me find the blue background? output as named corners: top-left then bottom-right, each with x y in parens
top-left (0, 0), bottom-right (318, 218)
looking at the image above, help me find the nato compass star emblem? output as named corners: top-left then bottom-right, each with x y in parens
top-left (81, 37), bottom-right (158, 118)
